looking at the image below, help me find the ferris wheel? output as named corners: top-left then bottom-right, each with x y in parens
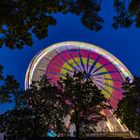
top-left (25, 41), bottom-right (133, 110)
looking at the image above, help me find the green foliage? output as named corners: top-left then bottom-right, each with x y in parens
top-left (115, 77), bottom-right (140, 136)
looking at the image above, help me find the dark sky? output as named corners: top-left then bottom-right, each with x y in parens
top-left (0, 1), bottom-right (140, 113)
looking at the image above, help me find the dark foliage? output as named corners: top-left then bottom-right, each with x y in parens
top-left (0, 0), bottom-right (103, 49)
top-left (57, 72), bottom-right (110, 138)
top-left (0, 72), bottom-right (110, 138)
top-left (0, 64), bottom-right (3, 80)
top-left (0, 66), bottom-right (21, 104)
top-left (115, 76), bottom-right (140, 136)
top-left (1, 0), bottom-right (140, 49)
top-left (0, 76), bottom-right (66, 138)
top-left (113, 0), bottom-right (140, 28)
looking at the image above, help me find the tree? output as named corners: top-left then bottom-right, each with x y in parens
top-left (0, 76), bottom-right (66, 139)
top-left (65, 0), bottom-right (104, 31)
top-left (0, 72), bottom-right (110, 139)
top-left (1, 0), bottom-right (140, 49)
top-left (113, 0), bottom-right (140, 28)
top-left (0, 64), bottom-right (3, 80)
top-left (115, 76), bottom-right (140, 136)
top-left (56, 71), bottom-right (110, 138)
top-left (0, 65), bottom-right (21, 104)
top-left (23, 77), bottom-right (66, 138)
top-left (0, 0), bottom-right (103, 49)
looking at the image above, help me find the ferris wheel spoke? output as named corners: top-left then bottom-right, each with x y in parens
top-left (93, 79), bottom-right (105, 88)
top-left (87, 54), bottom-right (102, 77)
top-left (44, 56), bottom-right (73, 74)
top-left (61, 66), bottom-right (74, 74)
top-left (94, 82), bottom-right (119, 101)
top-left (93, 70), bottom-right (121, 76)
top-left (94, 82), bottom-right (112, 96)
top-left (104, 78), bottom-right (123, 83)
top-left (67, 48), bottom-right (83, 72)
top-left (78, 48), bottom-right (87, 73)
top-left (86, 50), bottom-right (91, 73)
top-left (91, 75), bottom-right (103, 80)
top-left (92, 78), bottom-right (103, 82)
top-left (91, 62), bottom-right (111, 75)
top-left (104, 83), bottom-right (122, 92)
top-left (95, 79), bottom-right (122, 92)
top-left (94, 79), bottom-right (114, 92)
top-left (54, 49), bottom-right (79, 72)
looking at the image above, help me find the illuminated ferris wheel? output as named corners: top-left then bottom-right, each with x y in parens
top-left (25, 41), bottom-right (133, 110)
top-left (25, 41), bottom-right (133, 134)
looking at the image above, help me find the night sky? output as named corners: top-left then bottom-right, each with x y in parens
top-left (0, 1), bottom-right (140, 113)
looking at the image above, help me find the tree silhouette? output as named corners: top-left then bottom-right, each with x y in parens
top-left (113, 0), bottom-right (140, 28)
top-left (115, 76), bottom-right (140, 136)
top-left (0, 76), bottom-right (66, 139)
top-left (65, 0), bottom-right (104, 31)
top-left (0, 64), bottom-right (3, 80)
top-left (0, 72), bottom-right (110, 138)
top-left (57, 72), bottom-right (110, 138)
top-left (0, 0), bottom-right (58, 49)
top-left (1, 0), bottom-right (140, 49)
top-left (0, 0), bottom-right (103, 49)
top-left (0, 66), bottom-right (20, 104)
